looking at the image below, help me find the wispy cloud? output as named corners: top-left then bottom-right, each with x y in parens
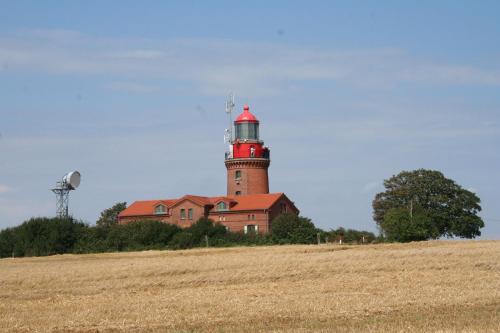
top-left (104, 81), bottom-right (160, 93)
top-left (0, 184), bottom-right (11, 194)
top-left (1, 29), bottom-right (500, 96)
top-left (108, 50), bottom-right (169, 60)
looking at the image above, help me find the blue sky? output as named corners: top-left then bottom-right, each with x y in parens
top-left (1, 1), bottom-right (499, 238)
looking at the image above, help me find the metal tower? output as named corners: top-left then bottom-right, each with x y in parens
top-left (51, 171), bottom-right (81, 218)
top-left (51, 183), bottom-right (71, 218)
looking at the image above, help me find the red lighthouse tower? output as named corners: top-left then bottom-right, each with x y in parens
top-left (225, 105), bottom-right (270, 196)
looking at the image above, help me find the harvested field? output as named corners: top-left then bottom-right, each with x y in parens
top-left (0, 241), bottom-right (499, 332)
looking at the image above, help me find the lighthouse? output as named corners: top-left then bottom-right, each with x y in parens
top-left (119, 98), bottom-right (300, 233)
top-left (225, 105), bottom-right (270, 196)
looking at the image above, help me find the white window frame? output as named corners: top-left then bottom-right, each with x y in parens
top-left (244, 224), bottom-right (258, 234)
top-left (217, 201), bottom-right (228, 211)
top-left (154, 204), bottom-right (166, 215)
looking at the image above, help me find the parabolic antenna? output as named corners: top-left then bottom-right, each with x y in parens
top-left (63, 171), bottom-right (81, 190)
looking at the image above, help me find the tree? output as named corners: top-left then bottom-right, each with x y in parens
top-left (186, 217), bottom-right (227, 245)
top-left (96, 202), bottom-right (127, 228)
top-left (373, 169), bottom-right (484, 241)
top-left (271, 214), bottom-right (317, 244)
top-left (381, 207), bottom-right (437, 242)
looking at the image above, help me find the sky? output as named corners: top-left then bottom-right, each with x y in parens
top-left (1, 1), bottom-right (499, 238)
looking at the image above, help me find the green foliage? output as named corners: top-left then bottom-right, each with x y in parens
top-left (169, 232), bottom-right (194, 250)
top-left (0, 213), bottom-right (376, 258)
top-left (0, 227), bottom-right (15, 258)
top-left (185, 217), bottom-right (228, 245)
top-left (271, 214), bottom-right (317, 244)
top-left (373, 169), bottom-right (484, 241)
top-left (73, 225), bottom-right (109, 253)
top-left (1, 217), bottom-right (86, 257)
top-left (96, 202), bottom-right (127, 228)
top-left (381, 208), bottom-right (438, 242)
top-left (168, 218), bottom-right (228, 249)
top-left (103, 220), bottom-right (181, 251)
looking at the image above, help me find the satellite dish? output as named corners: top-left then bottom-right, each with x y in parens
top-left (63, 171), bottom-right (81, 190)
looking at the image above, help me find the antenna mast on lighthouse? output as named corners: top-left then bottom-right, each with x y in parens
top-left (224, 92), bottom-right (235, 158)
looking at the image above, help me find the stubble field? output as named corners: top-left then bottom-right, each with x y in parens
top-left (0, 241), bottom-right (499, 332)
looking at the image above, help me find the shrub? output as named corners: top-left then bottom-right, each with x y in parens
top-left (0, 228), bottom-right (15, 258)
top-left (271, 214), bottom-right (317, 244)
top-left (1, 217), bottom-right (86, 257)
top-left (327, 227), bottom-right (376, 244)
top-left (169, 232), bottom-right (194, 250)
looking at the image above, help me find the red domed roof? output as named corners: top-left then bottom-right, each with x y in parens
top-left (235, 104), bottom-right (259, 123)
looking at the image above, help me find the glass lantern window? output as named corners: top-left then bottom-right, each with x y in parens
top-left (235, 123), bottom-right (259, 140)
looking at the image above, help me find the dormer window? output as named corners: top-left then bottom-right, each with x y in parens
top-left (154, 204), bottom-right (167, 215)
top-left (216, 201), bottom-right (228, 211)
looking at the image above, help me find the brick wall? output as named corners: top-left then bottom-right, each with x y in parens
top-left (225, 158), bottom-right (270, 195)
top-left (209, 211), bottom-right (270, 234)
top-left (169, 200), bottom-right (207, 227)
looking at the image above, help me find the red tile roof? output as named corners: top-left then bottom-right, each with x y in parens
top-left (119, 193), bottom-right (287, 217)
top-left (225, 193), bottom-right (284, 211)
top-left (118, 199), bottom-right (177, 217)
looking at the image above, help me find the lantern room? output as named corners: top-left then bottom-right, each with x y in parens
top-left (234, 105), bottom-right (260, 141)
top-left (229, 105), bottom-right (270, 160)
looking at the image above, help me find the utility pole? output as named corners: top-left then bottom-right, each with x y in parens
top-left (410, 199), bottom-right (413, 219)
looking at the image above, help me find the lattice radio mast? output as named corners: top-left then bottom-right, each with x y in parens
top-left (224, 93), bottom-right (235, 157)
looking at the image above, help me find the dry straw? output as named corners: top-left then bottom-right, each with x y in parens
top-left (0, 241), bottom-right (499, 332)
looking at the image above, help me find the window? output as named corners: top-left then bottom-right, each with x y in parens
top-left (188, 208), bottom-right (193, 220)
top-left (180, 209), bottom-right (186, 219)
top-left (235, 123), bottom-right (259, 140)
top-left (235, 191), bottom-right (241, 196)
top-left (235, 170), bottom-right (241, 180)
top-left (280, 203), bottom-right (288, 214)
top-left (216, 201), bottom-right (227, 211)
top-left (154, 204), bottom-right (166, 215)
top-left (245, 224), bottom-right (257, 234)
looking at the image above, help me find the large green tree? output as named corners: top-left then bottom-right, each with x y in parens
top-left (373, 169), bottom-right (484, 241)
top-left (96, 202), bottom-right (127, 228)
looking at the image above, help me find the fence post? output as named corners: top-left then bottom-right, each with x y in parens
top-left (317, 232), bottom-right (321, 245)
top-left (205, 234), bottom-right (209, 248)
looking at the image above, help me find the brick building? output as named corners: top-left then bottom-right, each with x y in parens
top-left (118, 105), bottom-right (299, 233)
